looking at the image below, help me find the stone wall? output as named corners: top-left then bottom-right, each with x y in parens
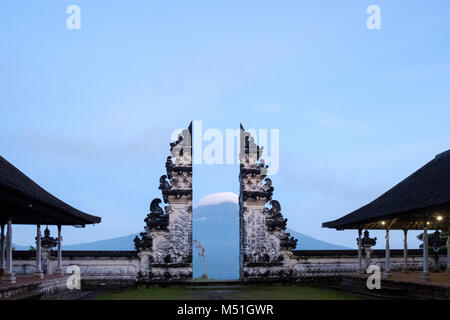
top-left (10, 250), bottom-right (447, 285)
top-left (12, 251), bottom-right (139, 286)
top-left (288, 249), bottom-right (431, 279)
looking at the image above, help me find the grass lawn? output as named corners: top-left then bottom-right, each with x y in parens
top-left (95, 284), bottom-right (368, 300)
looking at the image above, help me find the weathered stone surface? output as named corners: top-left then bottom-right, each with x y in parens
top-left (239, 125), bottom-right (297, 280)
top-left (135, 123), bottom-right (193, 282)
top-left (9, 250), bottom-right (442, 290)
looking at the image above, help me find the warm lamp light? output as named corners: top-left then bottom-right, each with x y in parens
top-left (437, 216), bottom-right (443, 221)
top-left (381, 221), bottom-right (386, 225)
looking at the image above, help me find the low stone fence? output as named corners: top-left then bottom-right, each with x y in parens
top-left (289, 249), bottom-right (446, 278)
top-left (11, 249), bottom-right (448, 285)
top-left (12, 251), bottom-right (140, 287)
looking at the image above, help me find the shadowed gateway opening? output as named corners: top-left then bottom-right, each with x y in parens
top-left (193, 164), bottom-right (240, 280)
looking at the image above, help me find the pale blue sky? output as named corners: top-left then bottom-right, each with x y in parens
top-left (1, 1), bottom-right (449, 249)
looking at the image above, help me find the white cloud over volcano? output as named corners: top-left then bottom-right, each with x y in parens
top-left (197, 192), bottom-right (239, 207)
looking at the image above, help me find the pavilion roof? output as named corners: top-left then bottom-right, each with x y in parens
top-left (323, 149), bottom-right (450, 230)
top-left (0, 156), bottom-right (101, 226)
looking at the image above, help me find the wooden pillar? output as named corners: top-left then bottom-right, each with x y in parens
top-left (0, 223), bottom-right (5, 272)
top-left (384, 227), bottom-right (392, 277)
top-left (4, 220), bottom-right (16, 283)
top-left (56, 225), bottom-right (63, 275)
top-left (34, 224), bottom-right (44, 279)
top-left (357, 229), bottom-right (363, 273)
top-left (420, 222), bottom-right (431, 282)
top-left (403, 229), bottom-right (409, 273)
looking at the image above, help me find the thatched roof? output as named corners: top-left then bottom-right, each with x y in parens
top-left (0, 156), bottom-right (101, 226)
top-left (323, 150), bottom-right (450, 230)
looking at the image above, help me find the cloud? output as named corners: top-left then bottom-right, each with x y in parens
top-left (197, 192), bottom-right (239, 207)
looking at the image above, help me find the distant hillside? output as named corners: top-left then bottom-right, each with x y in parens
top-left (286, 229), bottom-right (349, 250)
top-left (14, 234), bottom-right (139, 251)
top-left (63, 234), bottom-right (139, 251)
top-left (13, 202), bottom-right (348, 279)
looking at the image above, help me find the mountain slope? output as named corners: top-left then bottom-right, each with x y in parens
top-left (286, 229), bottom-right (349, 250)
top-left (62, 234), bottom-right (139, 251)
top-left (193, 202), bottom-right (240, 279)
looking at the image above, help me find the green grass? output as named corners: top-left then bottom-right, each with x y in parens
top-left (95, 284), bottom-right (368, 300)
top-left (97, 286), bottom-right (195, 300)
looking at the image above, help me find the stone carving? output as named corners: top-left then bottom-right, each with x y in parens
top-left (280, 232), bottom-right (298, 250)
top-left (241, 178), bottom-right (274, 201)
top-left (359, 230), bottom-right (377, 268)
top-left (360, 229), bottom-right (377, 248)
top-left (242, 132), bottom-right (262, 162)
top-left (239, 124), bottom-right (297, 280)
top-left (261, 178), bottom-right (273, 193)
top-left (170, 135), bottom-right (184, 154)
top-left (266, 200), bottom-right (287, 231)
top-left (170, 125), bottom-right (192, 164)
top-left (134, 232), bottom-right (153, 251)
top-left (159, 175), bottom-right (172, 191)
top-left (145, 199), bottom-right (169, 231)
top-left (40, 227), bottom-right (57, 249)
top-left (165, 156), bottom-right (175, 177)
top-left (38, 227), bottom-right (57, 275)
top-left (134, 122), bottom-right (193, 282)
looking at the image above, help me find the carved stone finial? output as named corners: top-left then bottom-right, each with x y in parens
top-left (145, 199), bottom-right (169, 230)
top-left (40, 227), bottom-right (57, 249)
top-left (269, 200), bottom-right (281, 213)
top-left (266, 200), bottom-right (287, 231)
top-left (159, 175), bottom-right (172, 191)
top-left (360, 230), bottom-right (377, 248)
top-left (150, 199), bottom-right (164, 214)
top-left (360, 230), bottom-right (377, 268)
top-left (280, 232), bottom-right (298, 250)
top-left (170, 129), bottom-right (192, 160)
top-left (261, 178), bottom-right (274, 193)
top-left (165, 156), bottom-right (174, 176)
top-left (134, 232), bottom-right (153, 251)
top-left (257, 159), bottom-right (265, 168)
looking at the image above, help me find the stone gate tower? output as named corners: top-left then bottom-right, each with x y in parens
top-left (134, 122), bottom-right (193, 281)
top-left (239, 124), bottom-right (298, 280)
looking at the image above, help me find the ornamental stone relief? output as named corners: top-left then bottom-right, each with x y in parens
top-left (239, 124), bottom-right (298, 280)
top-left (134, 122), bottom-right (193, 281)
